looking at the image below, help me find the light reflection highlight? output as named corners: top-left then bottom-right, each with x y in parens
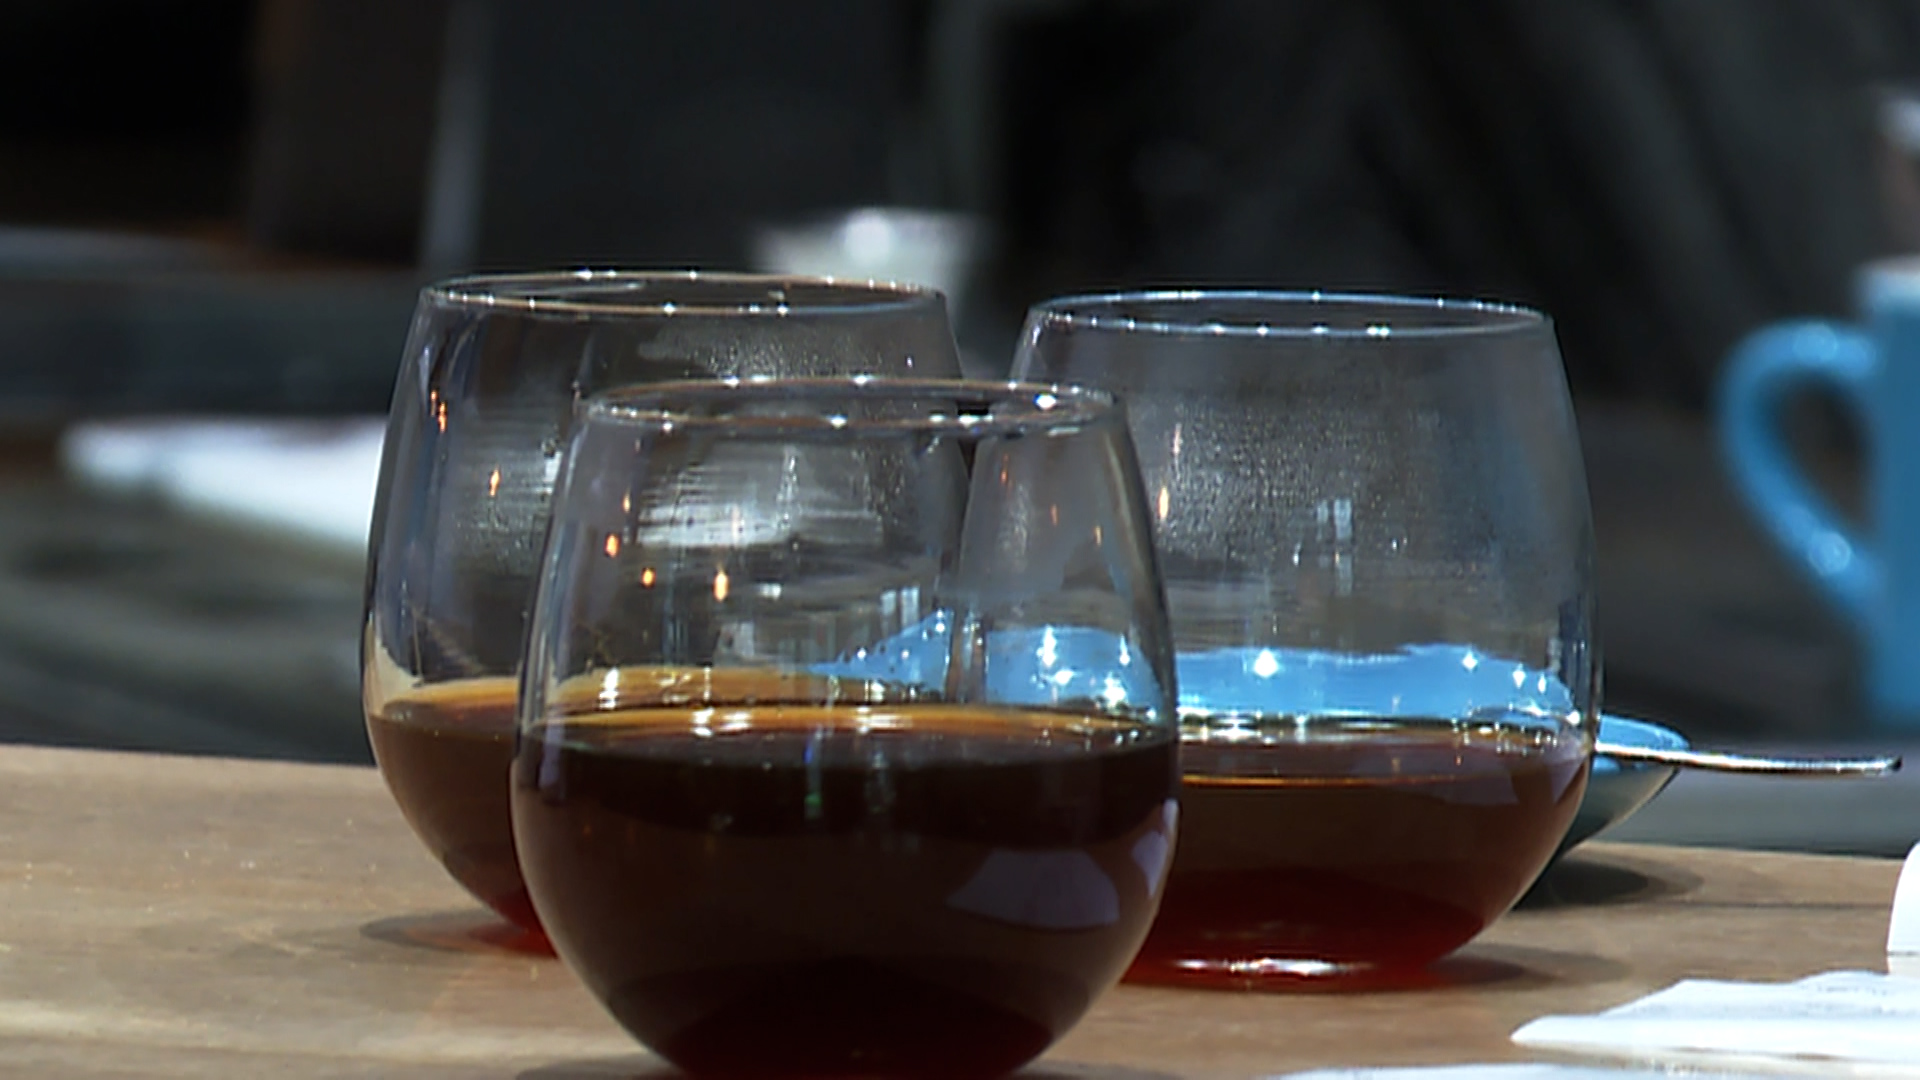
top-left (1174, 957), bottom-right (1343, 978)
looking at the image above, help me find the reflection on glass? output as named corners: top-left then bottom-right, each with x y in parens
top-left (1014, 291), bottom-right (1598, 988)
top-left (512, 380), bottom-right (1177, 1075)
top-left (361, 272), bottom-right (962, 941)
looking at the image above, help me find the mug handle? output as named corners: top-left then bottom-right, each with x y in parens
top-left (1716, 320), bottom-right (1878, 625)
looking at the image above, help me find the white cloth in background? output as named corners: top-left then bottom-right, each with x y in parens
top-left (60, 417), bottom-right (385, 554)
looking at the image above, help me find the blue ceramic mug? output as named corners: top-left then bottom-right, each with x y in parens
top-left (1719, 257), bottom-right (1920, 725)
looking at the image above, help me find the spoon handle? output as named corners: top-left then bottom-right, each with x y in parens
top-left (1595, 741), bottom-right (1902, 777)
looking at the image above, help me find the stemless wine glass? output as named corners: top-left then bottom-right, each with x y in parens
top-left (362, 272), bottom-right (961, 940)
top-left (1014, 291), bottom-right (1598, 988)
top-left (512, 379), bottom-right (1179, 1078)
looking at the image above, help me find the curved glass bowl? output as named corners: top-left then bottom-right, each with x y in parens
top-left (1012, 290), bottom-right (1598, 988)
top-left (362, 272), bottom-right (962, 938)
top-left (512, 379), bottom-right (1177, 1076)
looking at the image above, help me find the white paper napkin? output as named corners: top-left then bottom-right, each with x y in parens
top-left (1885, 842), bottom-right (1920, 974)
top-left (1513, 972), bottom-right (1920, 1074)
top-left (1508, 841), bottom-right (1920, 1075)
top-left (1276, 1066), bottom-right (1777, 1080)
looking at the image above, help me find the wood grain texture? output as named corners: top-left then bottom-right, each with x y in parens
top-left (0, 744), bottom-right (1899, 1079)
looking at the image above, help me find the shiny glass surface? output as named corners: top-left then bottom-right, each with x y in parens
top-left (361, 272), bottom-right (961, 938)
top-left (1014, 291), bottom-right (1598, 987)
top-left (513, 380), bottom-right (1178, 1076)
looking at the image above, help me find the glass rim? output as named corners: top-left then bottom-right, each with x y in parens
top-left (1027, 289), bottom-right (1548, 341)
top-left (423, 269), bottom-right (947, 318)
top-left (580, 377), bottom-right (1120, 438)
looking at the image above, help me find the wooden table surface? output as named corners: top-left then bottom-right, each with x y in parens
top-left (0, 744), bottom-right (1901, 1079)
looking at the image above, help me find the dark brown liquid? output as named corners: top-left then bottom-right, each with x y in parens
top-left (512, 703), bottom-right (1177, 1079)
top-left (365, 678), bottom-right (533, 932)
top-left (1128, 717), bottom-right (1588, 989)
top-left (366, 669), bottom-right (865, 937)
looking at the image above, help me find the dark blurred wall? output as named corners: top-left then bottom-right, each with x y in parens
top-left (245, 0), bottom-right (447, 262)
top-left (989, 0), bottom-right (1920, 408)
top-left (0, 0), bottom-right (255, 228)
top-left (8, 0), bottom-right (1920, 413)
top-left (435, 0), bottom-right (919, 271)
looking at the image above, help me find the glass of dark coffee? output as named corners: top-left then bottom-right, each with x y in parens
top-left (1014, 292), bottom-right (1598, 989)
top-left (361, 273), bottom-right (960, 942)
top-left (512, 379), bottom-right (1178, 1077)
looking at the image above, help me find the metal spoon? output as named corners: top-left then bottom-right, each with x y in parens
top-left (1595, 741), bottom-right (1902, 777)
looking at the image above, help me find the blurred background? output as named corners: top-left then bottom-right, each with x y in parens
top-left (1, 0), bottom-right (1914, 793)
